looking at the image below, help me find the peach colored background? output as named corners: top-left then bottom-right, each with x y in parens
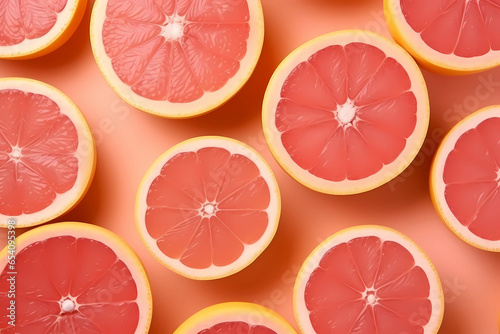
top-left (1, 0), bottom-right (500, 333)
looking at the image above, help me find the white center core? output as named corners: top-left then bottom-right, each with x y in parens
top-left (336, 100), bottom-right (357, 125)
top-left (164, 22), bottom-right (183, 40)
top-left (11, 149), bottom-right (21, 159)
top-left (61, 299), bottom-right (75, 313)
top-left (366, 294), bottom-right (376, 305)
top-left (163, 15), bottom-right (185, 41)
top-left (203, 204), bottom-right (215, 215)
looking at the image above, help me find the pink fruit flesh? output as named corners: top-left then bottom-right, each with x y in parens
top-left (0, 0), bottom-right (68, 46)
top-left (0, 236), bottom-right (140, 333)
top-left (0, 89), bottom-right (79, 216)
top-left (145, 147), bottom-right (271, 269)
top-left (197, 322), bottom-right (277, 334)
top-left (304, 236), bottom-right (431, 334)
top-left (276, 43), bottom-right (417, 181)
top-left (102, 0), bottom-right (251, 102)
top-left (401, 0), bottom-right (500, 57)
top-left (443, 117), bottom-right (500, 241)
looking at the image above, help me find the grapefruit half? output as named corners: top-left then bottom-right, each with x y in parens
top-left (430, 105), bottom-right (500, 251)
top-left (136, 136), bottom-right (280, 280)
top-left (0, 78), bottom-right (95, 228)
top-left (263, 30), bottom-right (429, 195)
top-left (294, 225), bottom-right (444, 334)
top-left (0, 0), bottom-right (86, 59)
top-left (384, 0), bottom-right (500, 74)
top-left (0, 222), bottom-right (152, 333)
top-left (173, 302), bottom-right (298, 334)
top-left (90, 0), bottom-right (264, 118)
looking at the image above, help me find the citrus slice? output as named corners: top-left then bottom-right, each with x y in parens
top-left (263, 30), bottom-right (429, 195)
top-left (90, 0), bottom-right (264, 118)
top-left (0, 0), bottom-right (86, 59)
top-left (430, 105), bottom-right (500, 251)
top-left (173, 302), bottom-right (298, 334)
top-left (294, 225), bottom-right (444, 334)
top-left (136, 136), bottom-right (280, 280)
top-left (0, 222), bottom-right (152, 333)
top-left (384, 0), bottom-right (500, 74)
top-left (0, 78), bottom-right (95, 228)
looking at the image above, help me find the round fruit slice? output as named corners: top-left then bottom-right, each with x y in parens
top-left (136, 136), bottom-right (280, 280)
top-left (384, 0), bottom-right (500, 74)
top-left (430, 105), bottom-right (500, 251)
top-left (0, 78), bottom-right (95, 228)
top-left (0, 0), bottom-right (86, 59)
top-left (0, 222), bottom-right (153, 333)
top-left (173, 302), bottom-right (298, 334)
top-left (90, 0), bottom-right (264, 118)
top-left (263, 30), bottom-right (429, 195)
top-left (294, 225), bottom-right (444, 334)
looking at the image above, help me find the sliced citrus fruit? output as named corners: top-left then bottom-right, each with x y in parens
top-left (263, 30), bottom-right (429, 195)
top-left (0, 78), bottom-right (95, 228)
top-left (173, 302), bottom-right (298, 334)
top-left (90, 0), bottom-right (264, 118)
top-left (294, 225), bottom-right (444, 334)
top-left (384, 0), bottom-right (500, 74)
top-left (136, 136), bottom-right (280, 280)
top-left (430, 105), bottom-right (500, 251)
top-left (0, 222), bottom-right (152, 333)
top-left (0, 0), bottom-right (86, 59)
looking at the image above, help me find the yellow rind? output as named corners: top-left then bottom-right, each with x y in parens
top-left (173, 302), bottom-right (297, 334)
